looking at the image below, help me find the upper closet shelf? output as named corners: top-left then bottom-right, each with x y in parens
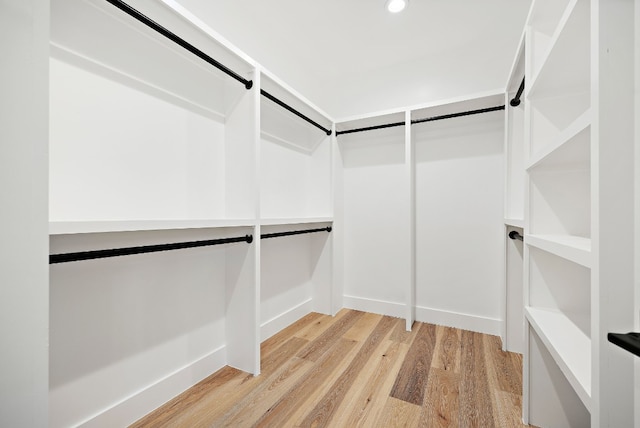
top-left (528, 0), bottom-right (590, 100)
top-left (261, 217), bottom-right (333, 227)
top-left (50, 219), bottom-right (256, 235)
top-left (527, 109), bottom-right (590, 170)
top-left (527, 0), bottom-right (571, 80)
top-left (260, 75), bottom-right (333, 153)
top-left (526, 234), bottom-right (591, 267)
top-left (504, 218), bottom-right (524, 228)
top-left (260, 100), bottom-right (330, 153)
top-left (525, 306), bottom-right (591, 411)
top-left (51, 0), bottom-right (254, 121)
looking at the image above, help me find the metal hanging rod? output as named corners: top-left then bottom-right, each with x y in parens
top-left (50, 234), bottom-right (253, 264)
top-left (335, 105), bottom-right (505, 136)
top-left (608, 332), bottom-right (640, 358)
top-left (335, 120), bottom-right (405, 136)
top-left (510, 77), bottom-right (525, 107)
top-left (104, 0), bottom-right (253, 89)
top-left (411, 105), bottom-right (505, 125)
top-left (261, 90), bottom-right (332, 136)
top-left (261, 226), bottom-right (332, 240)
top-left (508, 231), bottom-right (524, 241)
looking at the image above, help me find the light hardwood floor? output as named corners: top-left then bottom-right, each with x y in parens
top-left (132, 309), bottom-right (533, 427)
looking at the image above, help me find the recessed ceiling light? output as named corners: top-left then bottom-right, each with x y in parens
top-left (386, 0), bottom-right (408, 13)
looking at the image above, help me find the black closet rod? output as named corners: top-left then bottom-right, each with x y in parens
top-left (411, 105), bottom-right (505, 125)
top-left (49, 234), bottom-right (253, 264)
top-left (510, 77), bottom-right (525, 107)
top-left (608, 332), bottom-right (640, 358)
top-left (335, 105), bottom-right (505, 136)
top-left (261, 90), bottom-right (332, 136)
top-left (335, 120), bottom-right (405, 136)
top-left (104, 0), bottom-right (253, 89)
top-left (508, 231), bottom-right (524, 241)
top-left (261, 226), bottom-right (332, 240)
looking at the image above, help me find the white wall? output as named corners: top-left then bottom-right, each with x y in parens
top-left (260, 231), bottom-right (333, 340)
top-left (414, 111), bottom-right (504, 334)
top-left (340, 126), bottom-right (411, 318)
top-left (49, 229), bottom-right (236, 427)
top-left (49, 58), bottom-right (226, 221)
top-left (260, 136), bottom-right (331, 219)
top-left (0, 0), bottom-right (50, 426)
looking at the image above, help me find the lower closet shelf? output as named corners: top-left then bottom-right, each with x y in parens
top-left (49, 219), bottom-right (256, 235)
top-left (525, 306), bottom-right (591, 410)
top-left (525, 234), bottom-right (591, 268)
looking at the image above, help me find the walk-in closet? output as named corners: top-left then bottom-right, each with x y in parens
top-left (2, 0), bottom-right (639, 426)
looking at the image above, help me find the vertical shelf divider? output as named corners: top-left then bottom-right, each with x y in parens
top-left (331, 123), bottom-right (344, 316)
top-left (406, 110), bottom-right (416, 331)
top-left (225, 68), bottom-right (261, 375)
top-left (592, 0), bottom-right (636, 425)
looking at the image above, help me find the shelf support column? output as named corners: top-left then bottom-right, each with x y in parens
top-left (405, 110), bottom-right (416, 331)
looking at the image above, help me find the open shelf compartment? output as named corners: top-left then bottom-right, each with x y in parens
top-left (526, 306), bottom-right (591, 410)
top-left (528, 0), bottom-right (589, 99)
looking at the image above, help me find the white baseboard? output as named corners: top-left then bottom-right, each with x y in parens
top-left (343, 295), bottom-right (502, 336)
top-left (414, 306), bottom-right (502, 337)
top-left (260, 298), bottom-right (314, 342)
top-left (78, 346), bottom-right (226, 427)
top-left (343, 295), bottom-right (406, 319)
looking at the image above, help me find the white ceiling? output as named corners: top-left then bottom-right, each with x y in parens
top-left (174, 0), bottom-right (532, 120)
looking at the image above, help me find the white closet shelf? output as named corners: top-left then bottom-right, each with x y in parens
top-left (527, 109), bottom-right (591, 171)
top-left (49, 219), bottom-right (256, 235)
top-left (504, 218), bottom-right (524, 228)
top-left (528, 0), bottom-right (590, 99)
top-left (525, 234), bottom-right (591, 267)
top-left (527, 0), bottom-right (572, 39)
top-left (525, 306), bottom-right (592, 411)
top-left (260, 217), bottom-right (333, 227)
top-left (260, 100), bottom-right (329, 154)
top-left (51, 0), bottom-right (252, 119)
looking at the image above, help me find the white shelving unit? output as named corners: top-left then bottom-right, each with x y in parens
top-left (511, 0), bottom-right (637, 426)
top-left (503, 31), bottom-right (526, 354)
top-left (523, 1), bottom-right (592, 426)
top-left (258, 76), bottom-right (334, 339)
top-left (48, 1), bottom-right (334, 426)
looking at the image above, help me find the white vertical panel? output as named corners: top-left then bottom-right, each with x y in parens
top-left (635, 1), bottom-right (640, 424)
top-left (307, 138), bottom-right (332, 217)
top-left (405, 110), bottom-right (415, 331)
top-left (225, 74), bottom-right (258, 220)
top-left (0, 1), bottom-right (50, 426)
top-left (311, 232), bottom-right (333, 315)
top-left (332, 126), bottom-right (345, 315)
top-left (225, 70), bottom-right (260, 374)
top-left (593, 0), bottom-right (636, 425)
top-left (505, 226), bottom-right (525, 354)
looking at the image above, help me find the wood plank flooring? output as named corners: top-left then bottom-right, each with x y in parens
top-left (131, 309), bottom-right (533, 427)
